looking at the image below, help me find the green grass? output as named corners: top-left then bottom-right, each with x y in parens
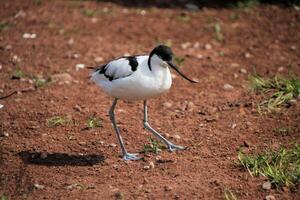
top-left (238, 144), bottom-right (300, 187)
top-left (87, 117), bottom-right (103, 129)
top-left (273, 127), bottom-right (293, 136)
top-left (47, 116), bottom-right (71, 127)
top-left (33, 76), bottom-right (49, 88)
top-left (224, 188), bottom-right (237, 200)
top-left (231, 0), bottom-right (259, 10)
top-left (0, 196), bottom-right (8, 200)
top-left (177, 14), bottom-right (191, 23)
top-left (114, 192), bottom-right (124, 200)
top-left (11, 69), bottom-right (23, 79)
top-left (140, 138), bottom-right (164, 154)
top-left (82, 8), bottom-right (97, 17)
top-left (0, 21), bottom-right (10, 31)
top-left (214, 22), bottom-right (224, 42)
top-left (250, 74), bottom-right (300, 113)
top-left (174, 56), bottom-right (185, 66)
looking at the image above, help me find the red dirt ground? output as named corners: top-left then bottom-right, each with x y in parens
top-left (0, 0), bottom-right (300, 199)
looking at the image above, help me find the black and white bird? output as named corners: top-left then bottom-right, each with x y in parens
top-left (91, 45), bottom-right (196, 160)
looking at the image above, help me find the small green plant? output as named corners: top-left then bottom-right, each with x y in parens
top-left (47, 116), bottom-right (70, 127)
top-left (82, 8), bottom-right (97, 17)
top-left (87, 117), bottom-right (103, 129)
top-left (214, 22), bottom-right (224, 42)
top-left (273, 127), bottom-right (293, 136)
top-left (115, 192), bottom-right (124, 200)
top-left (0, 195), bottom-right (8, 200)
top-left (0, 21), bottom-right (10, 31)
top-left (250, 74), bottom-right (300, 113)
top-left (224, 188), bottom-right (237, 200)
top-left (11, 69), bottom-right (23, 79)
top-left (174, 56), bottom-right (185, 66)
top-left (235, 0), bottom-right (260, 9)
top-left (177, 13), bottom-right (191, 22)
top-left (33, 76), bottom-right (49, 88)
top-left (238, 144), bottom-right (300, 187)
top-left (140, 138), bottom-right (163, 154)
top-left (229, 13), bottom-right (239, 22)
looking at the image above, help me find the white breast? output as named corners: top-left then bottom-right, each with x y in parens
top-left (91, 56), bottom-right (172, 101)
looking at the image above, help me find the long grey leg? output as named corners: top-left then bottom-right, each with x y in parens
top-left (109, 98), bottom-right (140, 160)
top-left (143, 100), bottom-right (186, 151)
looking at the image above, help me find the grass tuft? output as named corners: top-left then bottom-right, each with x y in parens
top-left (238, 144), bottom-right (300, 187)
top-left (174, 56), bottom-right (185, 66)
top-left (33, 76), bottom-right (50, 88)
top-left (140, 138), bottom-right (164, 154)
top-left (224, 188), bottom-right (237, 200)
top-left (82, 8), bottom-right (97, 17)
top-left (47, 116), bottom-right (71, 127)
top-left (250, 74), bottom-right (300, 113)
top-left (273, 127), bottom-right (293, 136)
top-left (177, 13), bottom-right (191, 22)
top-left (11, 69), bottom-right (23, 79)
top-left (214, 22), bottom-right (224, 42)
top-left (87, 117), bottom-right (103, 129)
top-left (0, 21), bottom-right (10, 31)
top-left (0, 196), bottom-right (8, 200)
top-left (115, 192), bottom-right (124, 200)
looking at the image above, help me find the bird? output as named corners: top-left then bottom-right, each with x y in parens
top-left (91, 45), bottom-right (197, 161)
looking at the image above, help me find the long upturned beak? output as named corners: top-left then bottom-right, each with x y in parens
top-left (167, 61), bottom-right (197, 83)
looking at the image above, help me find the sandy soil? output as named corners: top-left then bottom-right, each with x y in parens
top-left (0, 0), bottom-right (300, 199)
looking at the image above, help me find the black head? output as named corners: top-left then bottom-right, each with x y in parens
top-left (150, 45), bottom-right (173, 62)
top-left (148, 44), bottom-right (197, 83)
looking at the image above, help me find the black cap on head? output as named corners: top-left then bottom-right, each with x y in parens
top-left (150, 45), bottom-right (173, 61)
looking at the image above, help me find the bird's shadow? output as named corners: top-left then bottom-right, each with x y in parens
top-left (18, 151), bottom-right (105, 166)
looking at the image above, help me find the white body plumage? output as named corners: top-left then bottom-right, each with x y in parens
top-left (91, 55), bottom-right (172, 101)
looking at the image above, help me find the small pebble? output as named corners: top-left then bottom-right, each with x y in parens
top-left (75, 63), bottom-right (85, 71)
top-left (163, 102), bottom-right (172, 108)
top-left (140, 10), bottom-right (146, 15)
top-left (5, 45), bottom-right (12, 51)
top-left (277, 67), bottom-right (285, 72)
top-left (240, 68), bottom-right (247, 74)
top-left (91, 17), bottom-right (98, 23)
top-left (51, 73), bottom-right (73, 84)
top-left (109, 143), bottom-right (117, 148)
top-left (262, 181), bottom-right (272, 190)
top-left (0, 64), bottom-right (2, 70)
top-left (173, 134), bottom-right (181, 140)
top-left (265, 195), bottom-right (276, 200)
top-left (181, 42), bottom-right (191, 50)
top-left (2, 132), bottom-right (9, 137)
top-left (68, 38), bottom-right (74, 45)
top-left (231, 63), bottom-right (240, 67)
top-left (231, 123), bottom-right (237, 129)
top-left (196, 54), bottom-right (203, 59)
top-left (34, 183), bottom-right (45, 189)
top-left (149, 161), bottom-right (155, 169)
top-left (23, 33), bottom-right (36, 39)
top-left (223, 84), bottom-right (234, 91)
top-left (143, 165), bottom-right (150, 170)
top-left (94, 57), bottom-right (104, 63)
top-left (204, 43), bottom-right (212, 50)
top-left (0, 104), bottom-right (3, 109)
top-left (74, 105), bottom-right (82, 112)
top-left (244, 52), bottom-right (252, 58)
top-left (72, 54), bottom-right (79, 59)
top-left (290, 45), bottom-right (296, 51)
